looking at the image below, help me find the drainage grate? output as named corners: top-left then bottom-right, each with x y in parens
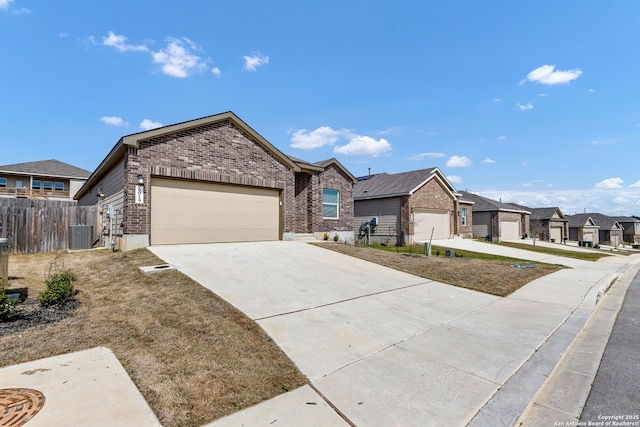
top-left (0, 388), bottom-right (46, 427)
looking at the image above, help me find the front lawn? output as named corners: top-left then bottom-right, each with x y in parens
top-left (0, 249), bottom-right (307, 427)
top-left (315, 243), bottom-right (565, 297)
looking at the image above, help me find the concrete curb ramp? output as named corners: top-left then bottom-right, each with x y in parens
top-left (0, 347), bottom-right (161, 427)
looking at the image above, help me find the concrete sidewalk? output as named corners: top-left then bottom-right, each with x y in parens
top-left (0, 347), bottom-right (161, 427)
top-left (151, 240), bottom-right (640, 427)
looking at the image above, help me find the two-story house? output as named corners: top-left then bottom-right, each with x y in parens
top-left (0, 159), bottom-right (91, 200)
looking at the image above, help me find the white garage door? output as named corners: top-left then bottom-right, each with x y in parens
top-left (550, 227), bottom-right (562, 242)
top-left (150, 178), bottom-right (280, 245)
top-left (414, 210), bottom-right (450, 240)
top-left (500, 220), bottom-right (520, 241)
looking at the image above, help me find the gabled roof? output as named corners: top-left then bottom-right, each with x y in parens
top-left (76, 111), bottom-right (302, 199)
top-left (458, 191), bottom-right (530, 214)
top-left (528, 207), bottom-right (567, 221)
top-left (612, 216), bottom-right (640, 224)
top-left (0, 159), bottom-right (91, 179)
top-left (567, 214), bottom-right (600, 228)
top-left (354, 167), bottom-right (455, 200)
top-left (582, 213), bottom-right (623, 231)
top-left (289, 157), bottom-right (357, 182)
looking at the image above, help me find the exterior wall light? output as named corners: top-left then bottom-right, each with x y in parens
top-left (137, 174), bottom-right (144, 185)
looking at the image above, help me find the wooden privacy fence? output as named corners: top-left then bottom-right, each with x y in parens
top-left (0, 199), bottom-right (100, 254)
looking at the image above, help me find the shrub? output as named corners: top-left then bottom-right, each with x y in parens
top-left (1, 287), bottom-right (21, 322)
top-left (38, 270), bottom-right (77, 307)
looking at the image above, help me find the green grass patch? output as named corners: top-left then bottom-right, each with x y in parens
top-left (497, 242), bottom-right (612, 261)
top-left (359, 243), bottom-right (545, 263)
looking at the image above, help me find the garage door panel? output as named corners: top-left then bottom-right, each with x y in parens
top-left (500, 221), bottom-right (520, 241)
top-left (550, 227), bottom-right (562, 242)
top-left (414, 210), bottom-right (449, 240)
top-left (151, 178), bottom-right (280, 245)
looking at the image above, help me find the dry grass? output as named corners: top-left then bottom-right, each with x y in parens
top-left (315, 243), bottom-right (565, 297)
top-left (1, 249), bottom-right (307, 427)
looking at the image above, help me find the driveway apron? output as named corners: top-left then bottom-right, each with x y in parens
top-left (150, 241), bottom-right (627, 427)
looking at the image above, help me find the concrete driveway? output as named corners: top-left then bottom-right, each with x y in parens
top-left (149, 241), bottom-right (628, 427)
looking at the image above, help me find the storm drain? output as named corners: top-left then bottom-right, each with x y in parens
top-left (0, 388), bottom-right (45, 427)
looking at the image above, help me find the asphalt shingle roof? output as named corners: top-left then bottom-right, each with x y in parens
top-left (457, 191), bottom-right (530, 213)
top-left (528, 207), bottom-right (567, 221)
top-left (354, 168), bottom-right (437, 199)
top-left (0, 159), bottom-right (91, 179)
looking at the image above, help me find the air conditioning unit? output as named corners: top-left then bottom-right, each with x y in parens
top-left (69, 225), bottom-right (94, 250)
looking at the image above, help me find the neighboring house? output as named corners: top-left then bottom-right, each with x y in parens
top-left (567, 214), bottom-right (600, 246)
top-left (75, 111), bottom-right (356, 251)
top-left (0, 159), bottom-right (91, 200)
top-left (353, 168), bottom-right (473, 245)
top-left (458, 191), bottom-right (530, 242)
top-left (585, 213), bottom-right (624, 246)
top-left (528, 207), bottom-right (569, 242)
top-left (613, 216), bottom-right (640, 245)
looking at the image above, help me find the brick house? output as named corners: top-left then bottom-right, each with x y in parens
top-left (568, 213), bottom-right (623, 246)
top-left (458, 191), bottom-right (530, 241)
top-left (0, 159), bottom-right (90, 200)
top-left (75, 112), bottom-right (355, 250)
top-left (528, 207), bottom-right (569, 242)
top-left (353, 168), bottom-right (473, 245)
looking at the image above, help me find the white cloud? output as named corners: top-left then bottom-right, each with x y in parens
top-left (498, 135), bottom-right (507, 141)
top-left (515, 103), bottom-right (534, 111)
top-left (102, 31), bottom-right (149, 53)
top-left (408, 152), bottom-right (445, 161)
top-left (613, 197), bottom-right (628, 204)
top-left (523, 182), bottom-right (533, 188)
top-left (446, 155), bottom-right (472, 168)
top-left (629, 180), bottom-right (640, 188)
top-left (100, 116), bottom-right (126, 126)
top-left (538, 93), bottom-right (547, 97)
top-left (211, 67), bottom-right (221, 77)
top-left (152, 38), bottom-right (207, 78)
top-left (140, 119), bottom-right (163, 130)
top-left (595, 177), bottom-right (624, 188)
top-left (290, 126), bottom-right (343, 149)
top-left (447, 175), bottom-right (462, 184)
top-left (0, 0), bottom-right (14, 9)
top-left (334, 135), bottom-right (391, 157)
top-left (482, 158), bottom-right (496, 164)
top-left (493, 98), bottom-right (502, 104)
top-left (243, 53), bottom-right (269, 71)
top-left (525, 64), bottom-right (583, 85)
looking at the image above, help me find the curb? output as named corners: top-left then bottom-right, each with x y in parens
top-left (515, 260), bottom-right (640, 426)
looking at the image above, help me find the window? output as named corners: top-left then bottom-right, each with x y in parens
top-left (43, 181), bottom-right (53, 191)
top-left (461, 207), bottom-right (467, 226)
top-left (15, 180), bottom-right (22, 188)
top-left (54, 182), bottom-right (64, 191)
top-left (323, 189), bottom-right (339, 219)
top-left (32, 180), bottom-right (41, 190)
top-left (0, 177), bottom-right (6, 188)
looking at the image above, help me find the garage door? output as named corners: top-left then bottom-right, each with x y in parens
top-left (413, 210), bottom-right (449, 240)
top-left (550, 227), bottom-right (562, 242)
top-left (500, 220), bottom-right (520, 240)
top-left (150, 178), bottom-right (280, 245)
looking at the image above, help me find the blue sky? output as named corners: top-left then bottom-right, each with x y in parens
top-left (1, 1), bottom-right (640, 216)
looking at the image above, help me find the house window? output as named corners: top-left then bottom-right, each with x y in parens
top-left (43, 181), bottom-right (53, 191)
top-left (32, 180), bottom-right (41, 190)
top-left (461, 207), bottom-right (467, 226)
top-left (323, 189), bottom-right (339, 219)
top-left (15, 180), bottom-right (22, 188)
top-left (0, 177), bottom-right (6, 188)
top-left (54, 182), bottom-right (64, 191)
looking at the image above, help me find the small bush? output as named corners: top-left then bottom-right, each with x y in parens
top-left (1, 287), bottom-right (21, 322)
top-left (38, 270), bottom-right (77, 307)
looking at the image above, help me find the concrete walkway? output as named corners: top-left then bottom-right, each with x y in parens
top-left (0, 347), bottom-right (161, 427)
top-left (150, 240), bottom-right (640, 427)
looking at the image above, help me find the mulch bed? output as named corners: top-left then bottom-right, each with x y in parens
top-left (0, 299), bottom-right (80, 338)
